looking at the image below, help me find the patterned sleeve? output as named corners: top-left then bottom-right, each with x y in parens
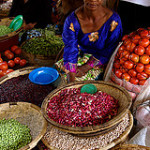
top-left (62, 12), bottom-right (80, 73)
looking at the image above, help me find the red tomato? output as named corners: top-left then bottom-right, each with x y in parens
top-left (137, 72), bottom-right (148, 80)
top-left (120, 66), bottom-right (128, 73)
top-left (20, 59), bottom-right (27, 67)
top-left (129, 31), bottom-right (136, 37)
top-left (14, 48), bottom-right (22, 55)
top-left (135, 63), bottom-right (144, 73)
top-left (113, 60), bottom-right (120, 69)
top-left (126, 42), bottom-right (136, 52)
top-left (122, 35), bottom-right (128, 41)
top-left (139, 80), bottom-right (147, 85)
top-left (4, 50), bottom-right (11, 56)
top-left (120, 50), bottom-right (130, 59)
top-left (6, 69), bottom-right (14, 74)
top-left (122, 73), bottom-right (131, 81)
top-left (11, 45), bottom-right (19, 52)
top-left (134, 45), bottom-right (145, 55)
top-left (0, 70), bottom-right (7, 77)
top-left (124, 60), bottom-right (134, 69)
top-left (140, 54), bottom-right (149, 64)
top-left (123, 38), bottom-right (131, 46)
top-left (14, 57), bottom-right (21, 64)
top-left (145, 45), bottom-right (150, 55)
top-left (144, 64), bottom-right (150, 75)
top-left (115, 69), bottom-right (122, 78)
top-left (118, 45), bottom-right (125, 51)
top-left (128, 69), bottom-right (137, 77)
top-left (120, 57), bottom-right (127, 65)
top-left (139, 38), bottom-right (150, 47)
top-left (130, 77), bottom-right (139, 85)
top-left (129, 53), bottom-right (139, 63)
top-left (140, 29), bottom-right (149, 38)
top-left (8, 60), bottom-right (15, 68)
top-left (6, 52), bottom-right (14, 60)
top-left (0, 62), bottom-right (8, 70)
top-left (0, 58), bottom-right (3, 63)
top-left (131, 34), bottom-right (141, 44)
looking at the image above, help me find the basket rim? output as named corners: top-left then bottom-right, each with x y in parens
top-left (41, 80), bottom-right (132, 135)
top-left (0, 102), bottom-right (47, 150)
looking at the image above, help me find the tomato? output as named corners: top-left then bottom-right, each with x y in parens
top-left (11, 45), bottom-right (18, 52)
top-left (124, 60), bottom-right (134, 69)
top-left (135, 63), bottom-right (144, 73)
top-left (130, 77), bottom-right (139, 85)
top-left (113, 60), bottom-right (120, 69)
top-left (126, 42), bottom-right (136, 52)
top-left (14, 48), bottom-right (22, 55)
top-left (0, 62), bottom-right (8, 70)
top-left (145, 45), bottom-right (150, 55)
top-left (122, 35), bottom-right (128, 41)
top-left (129, 53), bottom-right (139, 63)
top-left (120, 50), bottom-right (130, 59)
top-left (144, 64), bottom-right (150, 75)
top-left (0, 58), bottom-right (3, 63)
top-left (122, 73), bottom-right (131, 81)
top-left (140, 29), bottom-right (149, 38)
top-left (14, 57), bottom-right (21, 64)
top-left (6, 69), bottom-right (14, 74)
top-left (118, 45), bottom-right (125, 51)
top-left (137, 28), bottom-right (145, 33)
top-left (129, 31), bottom-right (136, 37)
top-left (6, 52), bottom-right (14, 60)
top-left (20, 59), bottom-right (27, 67)
top-left (8, 60), bottom-right (15, 68)
top-left (0, 70), bottom-right (7, 77)
top-left (123, 38), bottom-right (131, 46)
top-left (115, 69), bottom-right (122, 78)
top-left (131, 34), bottom-right (141, 44)
top-left (139, 38), bottom-right (150, 47)
top-left (128, 69), bottom-right (137, 77)
top-left (4, 50), bottom-right (11, 56)
top-left (140, 54), bottom-right (149, 64)
top-left (139, 80), bottom-right (147, 85)
top-left (137, 72), bottom-right (148, 80)
top-left (119, 57), bottom-right (127, 64)
top-left (120, 66), bottom-right (128, 73)
top-left (134, 45), bottom-right (145, 55)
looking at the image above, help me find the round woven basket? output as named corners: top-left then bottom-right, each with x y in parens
top-left (0, 102), bottom-right (47, 150)
top-left (42, 110), bottom-right (133, 150)
top-left (111, 144), bottom-right (150, 150)
top-left (41, 80), bottom-right (132, 135)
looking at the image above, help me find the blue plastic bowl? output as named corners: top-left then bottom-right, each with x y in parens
top-left (29, 67), bottom-right (59, 85)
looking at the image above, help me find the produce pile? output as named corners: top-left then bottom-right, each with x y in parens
top-left (111, 28), bottom-right (150, 99)
top-left (0, 118), bottom-right (31, 150)
top-left (21, 29), bottom-right (64, 56)
top-left (47, 87), bottom-right (119, 127)
top-left (0, 74), bottom-right (56, 106)
top-left (0, 45), bottom-right (27, 78)
top-left (0, 25), bottom-right (13, 37)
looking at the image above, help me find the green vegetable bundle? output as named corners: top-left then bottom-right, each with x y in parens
top-left (0, 25), bottom-right (13, 37)
top-left (0, 119), bottom-right (32, 150)
top-left (21, 29), bottom-right (64, 56)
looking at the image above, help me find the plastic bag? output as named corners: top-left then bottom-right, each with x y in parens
top-left (128, 126), bottom-right (150, 147)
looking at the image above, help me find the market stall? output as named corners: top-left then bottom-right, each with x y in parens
top-left (0, 6), bottom-right (150, 150)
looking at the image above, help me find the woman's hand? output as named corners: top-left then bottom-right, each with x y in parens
top-left (76, 63), bottom-right (92, 77)
top-left (23, 22), bottom-right (37, 30)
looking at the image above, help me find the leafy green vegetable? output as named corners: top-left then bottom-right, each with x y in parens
top-left (21, 28), bottom-right (64, 56)
top-left (0, 119), bottom-right (32, 150)
top-left (0, 25), bottom-right (13, 36)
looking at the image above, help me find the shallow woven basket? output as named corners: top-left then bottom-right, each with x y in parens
top-left (0, 102), bottom-right (47, 150)
top-left (41, 80), bottom-right (132, 135)
top-left (41, 110), bottom-right (133, 150)
top-left (111, 144), bottom-right (150, 150)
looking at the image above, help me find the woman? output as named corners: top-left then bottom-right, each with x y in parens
top-left (117, 0), bottom-right (150, 34)
top-left (9, 0), bottom-right (52, 30)
top-left (62, 0), bottom-right (123, 82)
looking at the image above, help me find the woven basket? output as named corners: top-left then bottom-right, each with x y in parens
top-left (0, 102), bottom-right (47, 150)
top-left (41, 80), bottom-right (132, 135)
top-left (42, 110), bottom-right (133, 150)
top-left (111, 144), bottom-right (150, 150)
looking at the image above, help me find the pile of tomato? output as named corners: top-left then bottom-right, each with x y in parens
top-left (112, 28), bottom-right (150, 86)
top-left (0, 45), bottom-right (27, 78)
